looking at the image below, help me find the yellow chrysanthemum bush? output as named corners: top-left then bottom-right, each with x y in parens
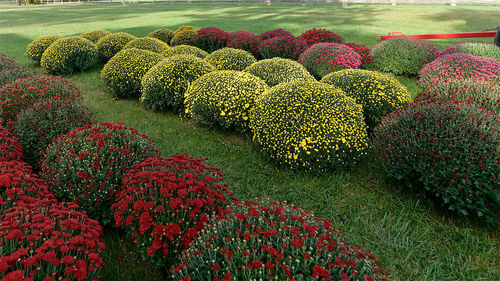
top-left (148, 28), bottom-right (175, 44)
top-left (171, 26), bottom-right (197, 46)
top-left (40, 36), bottom-right (98, 75)
top-left (321, 69), bottom-right (412, 129)
top-left (81, 29), bottom-right (111, 43)
top-left (244, 57), bottom-right (315, 87)
top-left (101, 48), bottom-right (164, 98)
top-left (250, 80), bottom-right (369, 171)
top-left (185, 71), bottom-right (268, 132)
top-left (25, 35), bottom-right (63, 63)
top-left (123, 37), bottom-right (170, 54)
top-left (140, 55), bottom-right (216, 112)
top-left (204, 47), bottom-right (256, 71)
top-left (163, 45), bottom-right (209, 59)
top-left (96, 32), bottom-right (136, 61)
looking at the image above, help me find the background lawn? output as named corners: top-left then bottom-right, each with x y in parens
top-left (1, 3), bottom-right (499, 281)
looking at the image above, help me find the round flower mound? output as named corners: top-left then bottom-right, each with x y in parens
top-left (244, 57), bottom-right (315, 87)
top-left (0, 160), bottom-right (54, 212)
top-left (298, 42), bottom-right (362, 79)
top-left (373, 100), bottom-right (499, 222)
top-left (439, 42), bottom-right (500, 61)
top-left (96, 32), bottom-right (136, 61)
top-left (148, 28), bottom-right (175, 44)
top-left (6, 74), bottom-right (81, 97)
top-left (172, 198), bottom-right (389, 281)
top-left (0, 126), bottom-right (23, 162)
top-left (171, 27), bottom-right (197, 47)
top-left (344, 42), bottom-right (373, 66)
top-left (0, 53), bottom-right (18, 68)
top-left (371, 37), bottom-right (439, 76)
top-left (259, 36), bottom-right (307, 60)
top-left (123, 37), bottom-right (170, 54)
top-left (0, 66), bottom-right (33, 86)
top-left (39, 122), bottom-right (160, 224)
top-left (257, 28), bottom-right (293, 41)
top-left (140, 55), bottom-right (216, 112)
top-left (204, 47), bottom-right (256, 71)
top-left (418, 53), bottom-right (500, 87)
top-left (101, 48), bottom-right (164, 98)
top-left (12, 97), bottom-right (94, 169)
top-left (185, 71), bottom-right (268, 132)
top-left (194, 27), bottom-right (231, 53)
top-left (250, 80), bottom-right (369, 171)
top-left (112, 154), bottom-right (236, 269)
top-left (40, 36), bottom-right (98, 75)
top-left (416, 79), bottom-right (499, 113)
top-left (227, 31), bottom-right (261, 58)
top-left (162, 45), bottom-right (209, 59)
top-left (321, 69), bottom-right (412, 128)
top-left (298, 28), bottom-right (344, 47)
top-left (81, 30), bottom-right (111, 43)
top-left (25, 35), bottom-right (63, 63)
top-left (0, 198), bottom-right (105, 281)
top-left (174, 25), bottom-right (197, 34)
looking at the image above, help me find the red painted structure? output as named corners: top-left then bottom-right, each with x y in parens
top-left (378, 31), bottom-right (497, 40)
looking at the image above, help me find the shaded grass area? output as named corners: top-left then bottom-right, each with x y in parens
top-left (1, 3), bottom-right (499, 281)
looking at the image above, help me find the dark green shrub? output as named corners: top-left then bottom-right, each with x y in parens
top-left (123, 37), bottom-right (170, 53)
top-left (40, 36), bottom-right (98, 75)
top-left (244, 57), bottom-right (314, 87)
top-left (81, 29), bottom-right (111, 43)
top-left (162, 45), bottom-right (208, 59)
top-left (96, 32), bottom-right (136, 61)
top-left (204, 47), bottom-right (256, 71)
top-left (25, 35), bottom-right (63, 63)
top-left (148, 28), bottom-right (174, 44)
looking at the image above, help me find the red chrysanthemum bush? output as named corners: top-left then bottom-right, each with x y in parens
top-left (298, 43), bottom-right (362, 78)
top-left (257, 28), bottom-right (293, 41)
top-left (416, 78), bottom-right (499, 113)
top-left (12, 97), bottom-right (94, 169)
top-left (226, 31), bottom-right (261, 58)
top-left (343, 42), bottom-right (373, 66)
top-left (373, 100), bottom-right (499, 223)
top-left (0, 126), bottom-right (23, 162)
top-left (112, 155), bottom-right (236, 268)
top-left (298, 28), bottom-right (344, 47)
top-left (40, 122), bottom-right (160, 224)
top-left (194, 27), bottom-right (231, 53)
top-left (172, 198), bottom-right (389, 281)
top-left (0, 66), bottom-right (33, 86)
top-left (259, 36), bottom-right (307, 60)
top-left (0, 198), bottom-right (106, 281)
top-left (418, 53), bottom-right (500, 87)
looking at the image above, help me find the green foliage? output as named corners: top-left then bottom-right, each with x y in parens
top-left (440, 42), bottom-right (500, 61)
top-left (140, 55), bottom-right (216, 112)
top-left (96, 32), bottom-right (137, 61)
top-left (81, 30), bottom-right (112, 43)
top-left (162, 45), bottom-right (208, 59)
top-left (244, 57), bottom-right (315, 87)
top-left (204, 47), bottom-right (256, 71)
top-left (148, 28), bottom-right (174, 44)
top-left (123, 37), bottom-right (170, 54)
top-left (101, 48), bottom-right (164, 99)
top-left (185, 70), bottom-right (268, 132)
top-left (25, 35), bottom-right (63, 63)
top-left (321, 69), bottom-right (412, 128)
top-left (40, 36), bottom-right (98, 75)
top-left (250, 80), bottom-right (369, 171)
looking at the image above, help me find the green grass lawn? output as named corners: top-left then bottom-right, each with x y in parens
top-left (1, 3), bottom-right (499, 281)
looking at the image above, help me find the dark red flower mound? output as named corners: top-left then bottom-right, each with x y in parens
top-left (343, 42), bottom-right (373, 66)
top-left (227, 31), bottom-right (261, 58)
top-left (0, 126), bottom-right (23, 162)
top-left (112, 154), bottom-right (237, 268)
top-left (373, 100), bottom-right (499, 224)
top-left (0, 198), bottom-right (105, 281)
top-left (259, 36), bottom-right (307, 60)
top-left (172, 198), bottom-right (389, 281)
top-left (257, 28), bottom-right (293, 41)
top-left (299, 28), bottom-right (344, 47)
top-left (40, 122), bottom-right (160, 224)
top-left (0, 160), bottom-right (55, 212)
top-left (194, 27), bottom-right (231, 53)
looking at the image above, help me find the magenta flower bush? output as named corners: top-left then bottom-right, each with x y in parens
top-left (257, 28), bottom-right (293, 41)
top-left (259, 36), bottom-right (307, 60)
top-left (194, 27), bottom-right (231, 53)
top-left (298, 28), bottom-right (344, 47)
top-left (227, 31), bottom-right (261, 58)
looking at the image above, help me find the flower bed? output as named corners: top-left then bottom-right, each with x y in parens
top-left (25, 35), bottom-right (63, 63)
top-left (0, 126), bottom-right (23, 162)
top-left (244, 57), bottom-right (314, 87)
top-left (40, 36), bottom-right (98, 75)
top-left (259, 35), bottom-right (307, 60)
top-left (204, 47), bottom-right (256, 71)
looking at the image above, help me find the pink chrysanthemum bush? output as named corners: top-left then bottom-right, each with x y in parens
top-left (298, 28), bottom-right (344, 47)
top-left (257, 28), bottom-right (293, 41)
top-left (226, 31), bottom-right (261, 58)
top-left (418, 53), bottom-right (500, 87)
top-left (194, 27), bottom-right (231, 53)
top-left (12, 97), bottom-right (94, 169)
top-left (172, 198), bottom-right (389, 281)
top-left (40, 122), bottom-right (160, 224)
top-left (112, 154), bottom-right (237, 269)
top-left (373, 100), bottom-right (499, 223)
top-left (298, 43), bottom-right (362, 78)
top-left (371, 37), bottom-right (439, 76)
top-left (343, 42), bottom-right (373, 66)
top-left (416, 78), bottom-right (499, 113)
top-left (0, 198), bottom-right (106, 281)
top-left (0, 126), bottom-right (23, 162)
top-left (259, 36), bottom-right (307, 60)
top-left (439, 42), bottom-right (500, 61)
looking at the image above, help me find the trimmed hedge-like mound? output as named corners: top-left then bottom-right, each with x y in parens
top-left (227, 31), bottom-right (261, 58)
top-left (244, 57), bottom-right (314, 87)
top-left (162, 45), bottom-right (209, 59)
top-left (25, 35), bottom-right (63, 63)
top-left (140, 55), bottom-right (216, 112)
top-left (185, 70), bottom-right (268, 132)
top-left (148, 28), bottom-right (175, 44)
top-left (322, 69), bottom-right (412, 128)
top-left (257, 28), bottom-right (293, 41)
top-left (250, 80), bottom-right (369, 171)
top-left (40, 36), bottom-right (98, 75)
top-left (204, 47), bottom-right (256, 71)
top-left (439, 42), bottom-right (500, 61)
top-left (171, 26), bottom-right (197, 46)
top-left (101, 48), bottom-right (164, 98)
top-left (0, 126), bottom-right (23, 162)
top-left (123, 37), bottom-right (170, 54)
top-left (81, 29), bottom-right (111, 43)
top-left (259, 36), bottom-right (307, 60)
top-left (299, 28), bottom-right (344, 47)
top-left (96, 32), bottom-right (136, 61)
top-left (194, 27), bottom-right (231, 53)
top-left (344, 42), bottom-right (373, 66)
